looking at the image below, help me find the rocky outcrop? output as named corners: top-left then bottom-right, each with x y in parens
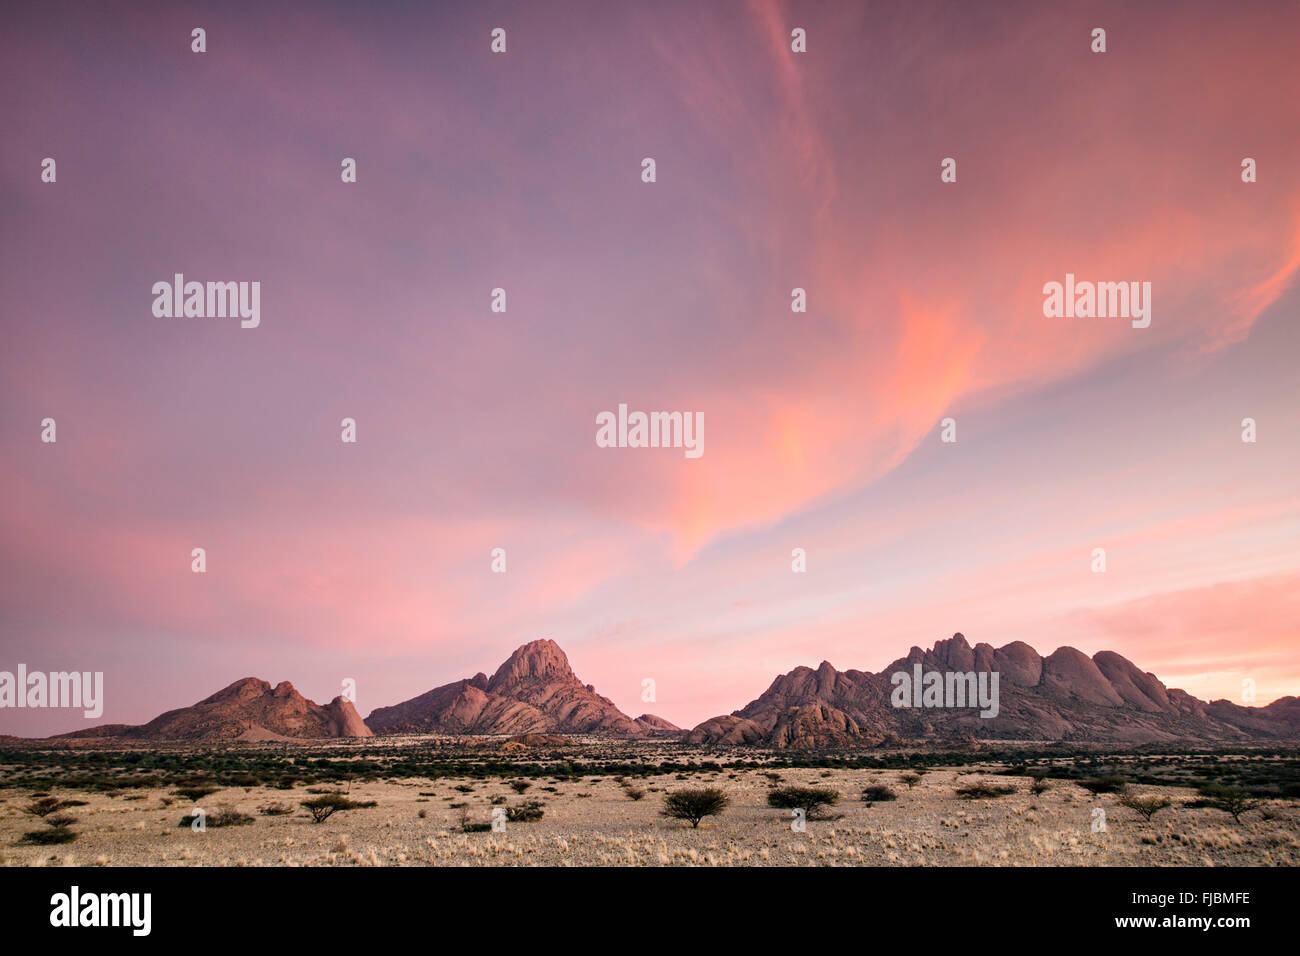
top-left (58, 678), bottom-right (372, 741)
top-left (365, 639), bottom-right (658, 737)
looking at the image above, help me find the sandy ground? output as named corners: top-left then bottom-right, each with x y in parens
top-left (3, 767), bottom-right (1297, 866)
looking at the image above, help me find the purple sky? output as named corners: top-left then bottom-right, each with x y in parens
top-left (2, 0), bottom-right (1298, 736)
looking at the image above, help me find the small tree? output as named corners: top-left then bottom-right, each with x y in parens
top-left (1200, 785), bottom-right (1261, 824)
top-left (1118, 793), bottom-right (1171, 821)
top-left (302, 794), bottom-right (364, 824)
top-left (662, 788), bottom-right (730, 828)
top-left (767, 786), bottom-right (840, 819)
top-left (899, 773), bottom-right (922, 790)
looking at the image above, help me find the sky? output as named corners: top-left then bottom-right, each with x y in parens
top-left (1, 0), bottom-right (1297, 736)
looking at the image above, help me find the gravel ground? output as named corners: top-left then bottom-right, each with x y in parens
top-left (3, 767), bottom-right (1297, 866)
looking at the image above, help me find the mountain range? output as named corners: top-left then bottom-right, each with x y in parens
top-left (42, 634), bottom-right (1299, 746)
top-left (687, 633), bottom-right (1300, 747)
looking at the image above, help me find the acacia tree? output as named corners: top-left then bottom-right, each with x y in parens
top-left (1201, 785), bottom-right (1261, 824)
top-left (1118, 793), bottom-right (1171, 821)
top-left (301, 794), bottom-right (363, 824)
top-left (767, 786), bottom-right (841, 819)
top-left (661, 788), bottom-right (730, 828)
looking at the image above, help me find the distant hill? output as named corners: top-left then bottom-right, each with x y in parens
top-left (55, 678), bottom-right (370, 742)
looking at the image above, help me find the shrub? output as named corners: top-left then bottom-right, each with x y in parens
top-left (258, 802), bottom-right (293, 816)
top-left (899, 773), bottom-right (922, 790)
top-left (301, 794), bottom-right (368, 824)
top-left (623, 786), bottom-right (646, 801)
top-left (173, 786), bottom-right (219, 802)
top-left (1078, 776), bottom-right (1127, 795)
top-left (178, 805), bottom-right (253, 828)
top-left (1118, 793), bottom-right (1172, 821)
top-left (210, 806), bottom-right (254, 827)
top-left (505, 801), bottom-right (545, 822)
top-left (956, 783), bottom-right (1015, 799)
top-left (862, 785), bottom-right (898, 803)
top-left (662, 788), bottom-right (730, 828)
top-left (509, 781), bottom-right (532, 794)
top-left (23, 797), bottom-right (68, 818)
top-left (1030, 778), bottom-right (1050, 795)
top-left (20, 828), bottom-right (77, 845)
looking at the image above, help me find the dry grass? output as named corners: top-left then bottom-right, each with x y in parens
top-left (2, 761), bottom-right (1297, 866)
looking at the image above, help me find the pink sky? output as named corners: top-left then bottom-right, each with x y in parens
top-left (2, 0), bottom-right (1298, 735)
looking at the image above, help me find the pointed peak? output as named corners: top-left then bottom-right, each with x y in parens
top-left (489, 639), bottom-right (577, 689)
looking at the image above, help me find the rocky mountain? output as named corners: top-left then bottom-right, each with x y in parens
top-left (365, 639), bottom-right (655, 736)
top-left (686, 633), bottom-right (1300, 748)
top-left (57, 678), bottom-right (371, 742)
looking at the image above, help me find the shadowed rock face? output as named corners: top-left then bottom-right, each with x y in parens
top-left (365, 639), bottom-right (660, 736)
top-left (686, 633), bottom-right (1300, 748)
top-left (57, 678), bottom-right (372, 741)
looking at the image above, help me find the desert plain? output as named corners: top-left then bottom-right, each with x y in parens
top-left (1, 739), bottom-right (1296, 867)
